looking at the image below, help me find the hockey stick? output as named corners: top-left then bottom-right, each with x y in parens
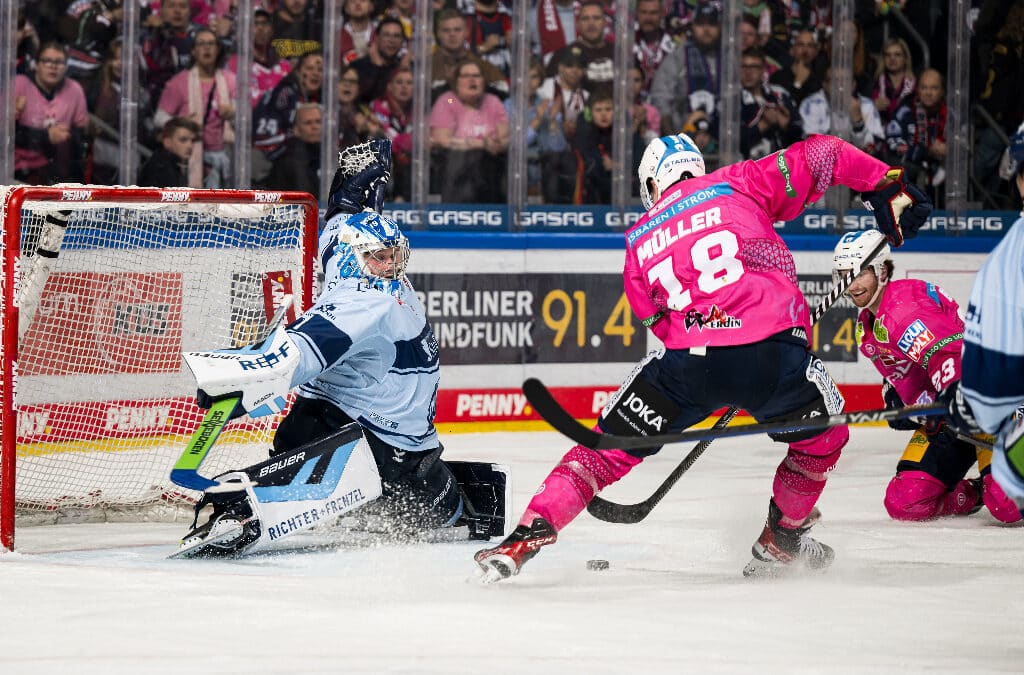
top-left (585, 236), bottom-right (891, 523)
top-left (169, 395), bottom-right (242, 491)
top-left (169, 295), bottom-right (295, 491)
top-left (526, 379), bottom-right (945, 449)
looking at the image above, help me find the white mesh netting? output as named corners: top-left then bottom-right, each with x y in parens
top-left (0, 186), bottom-right (316, 530)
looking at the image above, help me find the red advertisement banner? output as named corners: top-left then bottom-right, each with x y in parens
top-left (21, 272), bottom-right (183, 376)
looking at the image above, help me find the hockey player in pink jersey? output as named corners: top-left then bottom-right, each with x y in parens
top-left (832, 230), bottom-right (1020, 523)
top-left (475, 133), bottom-right (933, 582)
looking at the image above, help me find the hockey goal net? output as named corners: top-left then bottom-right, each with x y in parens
top-left (0, 185), bottom-right (319, 551)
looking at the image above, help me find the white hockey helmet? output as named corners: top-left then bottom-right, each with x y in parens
top-left (638, 133), bottom-right (706, 210)
top-left (331, 211), bottom-right (410, 292)
top-left (832, 229), bottom-right (892, 288)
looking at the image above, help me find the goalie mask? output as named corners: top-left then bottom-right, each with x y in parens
top-left (832, 230), bottom-right (892, 305)
top-left (328, 211), bottom-right (410, 294)
top-left (638, 133), bottom-right (706, 210)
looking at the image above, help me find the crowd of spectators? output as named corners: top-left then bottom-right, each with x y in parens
top-left (11, 0), bottom-right (1024, 208)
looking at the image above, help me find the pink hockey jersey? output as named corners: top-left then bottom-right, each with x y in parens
top-left (856, 279), bottom-right (964, 406)
top-left (624, 134), bottom-right (890, 349)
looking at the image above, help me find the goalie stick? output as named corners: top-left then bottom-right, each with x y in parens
top-left (577, 236), bottom-right (888, 522)
top-left (169, 295), bottom-right (295, 491)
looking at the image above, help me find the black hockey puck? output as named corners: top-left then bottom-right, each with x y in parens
top-left (586, 559), bottom-right (610, 571)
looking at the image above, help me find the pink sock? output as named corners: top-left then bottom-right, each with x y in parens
top-left (519, 445), bottom-right (642, 531)
top-left (772, 425), bottom-right (847, 527)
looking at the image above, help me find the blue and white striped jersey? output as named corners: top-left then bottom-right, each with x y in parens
top-left (961, 214), bottom-right (1024, 434)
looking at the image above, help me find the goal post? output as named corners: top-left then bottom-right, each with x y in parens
top-left (0, 185), bottom-right (320, 551)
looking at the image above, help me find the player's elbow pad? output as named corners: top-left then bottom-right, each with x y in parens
top-left (183, 324), bottom-right (300, 418)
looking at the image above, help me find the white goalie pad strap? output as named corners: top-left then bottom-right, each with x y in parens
top-left (183, 323), bottom-right (300, 417)
top-left (240, 435), bottom-right (383, 554)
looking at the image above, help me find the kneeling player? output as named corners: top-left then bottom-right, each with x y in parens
top-left (173, 140), bottom-right (509, 557)
top-left (832, 230), bottom-right (1019, 523)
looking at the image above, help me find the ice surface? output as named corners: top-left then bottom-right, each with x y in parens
top-left (2, 427), bottom-right (1021, 674)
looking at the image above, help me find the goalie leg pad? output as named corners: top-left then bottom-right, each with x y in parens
top-left (172, 423), bottom-right (382, 557)
top-left (449, 461), bottom-right (512, 540)
top-left (366, 440), bottom-right (464, 531)
top-left (271, 396), bottom-right (355, 457)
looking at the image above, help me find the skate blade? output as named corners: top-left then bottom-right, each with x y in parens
top-left (742, 558), bottom-right (789, 579)
top-left (476, 564), bottom-right (510, 585)
top-left (168, 520), bottom-right (245, 560)
top-left (742, 556), bottom-right (831, 579)
top-left (474, 553), bottom-right (516, 584)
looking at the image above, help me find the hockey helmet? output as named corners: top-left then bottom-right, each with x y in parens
top-left (328, 211), bottom-right (410, 293)
top-left (638, 133), bottom-right (706, 210)
top-left (832, 229), bottom-right (892, 288)
top-left (999, 121), bottom-right (1024, 179)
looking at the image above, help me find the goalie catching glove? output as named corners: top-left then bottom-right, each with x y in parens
top-left (862, 168), bottom-right (932, 247)
top-left (326, 138), bottom-right (392, 220)
top-left (184, 323), bottom-right (300, 420)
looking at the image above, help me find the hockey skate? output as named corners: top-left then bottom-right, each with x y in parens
top-left (169, 484), bottom-right (262, 559)
top-left (742, 500), bottom-right (833, 578)
top-left (474, 517), bottom-right (557, 584)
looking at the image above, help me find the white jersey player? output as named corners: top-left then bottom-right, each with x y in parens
top-left (173, 140), bottom-right (508, 558)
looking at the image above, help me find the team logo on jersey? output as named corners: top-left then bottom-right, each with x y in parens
top-left (872, 318), bottom-right (889, 343)
top-left (897, 320), bottom-right (935, 363)
top-left (872, 349), bottom-right (913, 380)
top-left (683, 305), bottom-right (742, 331)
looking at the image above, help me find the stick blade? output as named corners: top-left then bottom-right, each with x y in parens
top-left (586, 496), bottom-right (650, 524)
top-left (169, 469), bottom-right (219, 492)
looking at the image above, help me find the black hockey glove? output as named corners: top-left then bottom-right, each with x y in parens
top-left (881, 381), bottom-right (919, 431)
top-left (925, 381), bottom-right (985, 437)
top-left (862, 168), bottom-right (932, 248)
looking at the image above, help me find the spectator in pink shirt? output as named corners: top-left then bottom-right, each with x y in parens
top-left (429, 58), bottom-right (509, 203)
top-left (14, 42), bottom-right (90, 184)
top-left (154, 27), bottom-right (237, 188)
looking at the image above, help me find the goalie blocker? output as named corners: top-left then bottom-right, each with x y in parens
top-left (172, 423), bottom-right (510, 558)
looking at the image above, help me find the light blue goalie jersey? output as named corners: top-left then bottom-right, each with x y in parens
top-left (961, 214), bottom-right (1024, 433)
top-left (283, 213), bottom-right (440, 452)
top-left (286, 277), bottom-right (440, 451)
